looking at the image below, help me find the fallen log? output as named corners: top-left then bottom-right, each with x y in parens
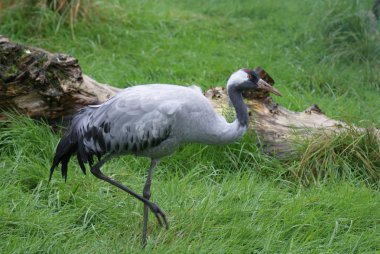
top-left (0, 35), bottom-right (119, 120)
top-left (1, 35), bottom-right (378, 157)
top-left (205, 81), bottom-right (379, 157)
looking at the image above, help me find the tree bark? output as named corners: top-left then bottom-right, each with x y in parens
top-left (1, 35), bottom-right (378, 156)
top-left (0, 35), bottom-right (119, 121)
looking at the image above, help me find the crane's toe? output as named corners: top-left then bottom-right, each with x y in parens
top-left (149, 202), bottom-right (169, 229)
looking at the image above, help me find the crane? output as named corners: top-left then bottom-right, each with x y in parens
top-left (49, 68), bottom-right (282, 246)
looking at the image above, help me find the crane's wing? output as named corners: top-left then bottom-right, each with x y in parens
top-left (83, 86), bottom-right (183, 156)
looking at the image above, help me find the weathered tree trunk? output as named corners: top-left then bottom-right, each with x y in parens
top-left (1, 35), bottom-right (378, 156)
top-left (0, 35), bottom-right (119, 120)
top-left (205, 80), bottom-right (379, 157)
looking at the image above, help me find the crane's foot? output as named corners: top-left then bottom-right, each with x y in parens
top-left (148, 202), bottom-right (169, 229)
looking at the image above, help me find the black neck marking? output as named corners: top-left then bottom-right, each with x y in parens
top-left (227, 86), bottom-right (249, 127)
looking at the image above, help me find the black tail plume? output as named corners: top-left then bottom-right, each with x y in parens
top-left (49, 131), bottom-right (78, 183)
top-left (49, 107), bottom-right (96, 182)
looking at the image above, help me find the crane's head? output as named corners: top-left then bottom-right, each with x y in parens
top-left (227, 69), bottom-right (282, 96)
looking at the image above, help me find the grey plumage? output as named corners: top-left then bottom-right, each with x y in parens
top-left (49, 69), bottom-right (282, 246)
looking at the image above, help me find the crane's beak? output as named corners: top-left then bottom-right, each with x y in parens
top-left (257, 79), bottom-right (282, 96)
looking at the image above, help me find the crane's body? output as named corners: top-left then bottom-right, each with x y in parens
top-left (49, 69), bottom-right (281, 246)
top-left (78, 84), bottom-right (246, 162)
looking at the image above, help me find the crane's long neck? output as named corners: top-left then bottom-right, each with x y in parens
top-left (228, 86), bottom-right (249, 127)
top-left (187, 85), bottom-right (249, 145)
top-left (199, 86), bottom-right (248, 145)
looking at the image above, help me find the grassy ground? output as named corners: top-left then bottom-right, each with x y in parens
top-left (1, 0), bottom-right (380, 253)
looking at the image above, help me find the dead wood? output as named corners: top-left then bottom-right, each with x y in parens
top-left (205, 68), bottom-right (380, 157)
top-left (0, 35), bottom-right (120, 121)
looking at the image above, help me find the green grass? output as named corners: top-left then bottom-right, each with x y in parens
top-left (1, 0), bottom-right (380, 253)
top-left (290, 127), bottom-right (380, 186)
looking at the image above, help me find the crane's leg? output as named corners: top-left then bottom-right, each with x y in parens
top-left (142, 159), bottom-right (159, 247)
top-left (89, 158), bottom-right (168, 230)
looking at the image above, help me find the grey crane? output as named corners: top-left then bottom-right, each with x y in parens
top-left (49, 68), bottom-right (282, 245)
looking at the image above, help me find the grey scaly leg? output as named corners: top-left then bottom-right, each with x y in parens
top-left (142, 159), bottom-right (160, 247)
top-left (89, 157), bottom-right (168, 237)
